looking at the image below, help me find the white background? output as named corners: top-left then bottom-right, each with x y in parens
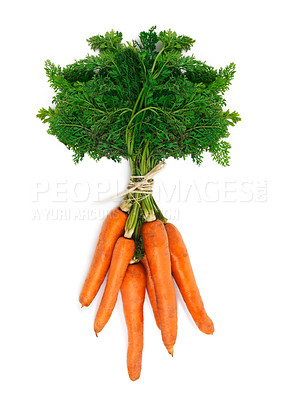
top-left (1, 0), bottom-right (300, 398)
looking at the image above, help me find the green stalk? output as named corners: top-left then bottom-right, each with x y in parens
top-left (139, 142), bottom-right (155, 222)
top-left (124, 77), bottom-right (165, 237)
top-left (150, 195), bottom-right (167, 223)
top-left (124, 200), bottom-right (139, 238)
top-left (151, 45), bottom-right (166, 73)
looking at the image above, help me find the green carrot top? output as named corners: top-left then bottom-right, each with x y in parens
top-left (37, 26), bottom-right (240, 173)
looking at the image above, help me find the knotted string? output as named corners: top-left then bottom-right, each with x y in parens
top-left (100, 161), bottom-right (166, 203)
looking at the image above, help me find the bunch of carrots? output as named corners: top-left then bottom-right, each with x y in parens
top-left (79, 206), bottom-right (214, 381)
top-left (37, 27), bottom-right (239, 381)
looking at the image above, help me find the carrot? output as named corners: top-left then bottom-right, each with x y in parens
top-left (142, 220), bottom-right (177, 355)
top-left (79, 207), bottom-right (128, 307)
top-left (94, 237), bottom-right (135, 335)
top-left (165, 223), bottom-right (214, 334)
top-left (121, 262), bottom-right (146, 381)
top-left (141, 255), bottom-right (160, 329)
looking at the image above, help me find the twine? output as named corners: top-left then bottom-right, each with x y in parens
top-left (100, 161), bottom-right (166, 203)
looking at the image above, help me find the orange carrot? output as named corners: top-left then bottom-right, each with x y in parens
top-left (141, 255), bottom-right (160, 329)
top-left (142, 220), bottom-right (177, 355)
top-left (121, 262), bottom-right (146, 381)
top-left (165, 223), bottom-right (214, 334)
top-left (79, 207), bottom-right (127, 307)
top-left (94, 237), bottom-right (135, 335)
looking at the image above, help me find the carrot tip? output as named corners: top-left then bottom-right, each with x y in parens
top-left (81, 304), bottom-right (85, 309)
top-left (167, 347), bottom-right (174, 357)
top-left (94, 324), bottom-right (103, 336)
top-left (95, 331), bottom-right (98, 337)
top-left (129, 374), bottom-right (140, 381)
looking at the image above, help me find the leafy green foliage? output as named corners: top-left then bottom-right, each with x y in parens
top-left (86, 30), bottom-right (123, 53)
top-left (158, 29), bottom-right (195, 52)
top-left (132, 26), bottom-right (159, 69)
top-left (37, 26), bottom-right (240, 167)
